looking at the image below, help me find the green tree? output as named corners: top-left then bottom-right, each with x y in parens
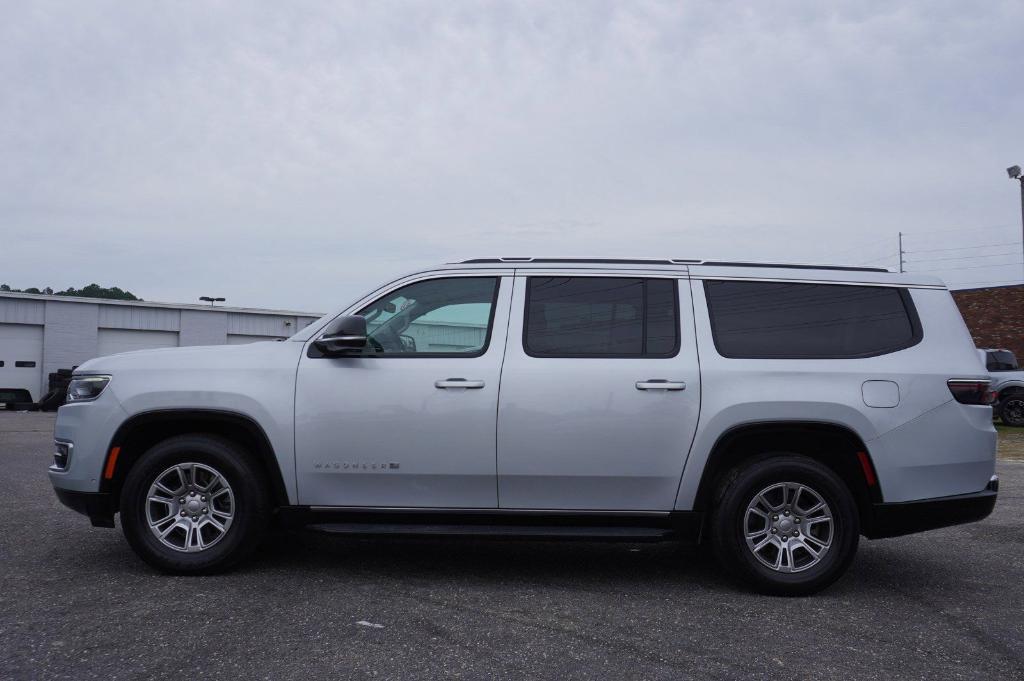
top-left (0, 283), bottom-right (141, 300)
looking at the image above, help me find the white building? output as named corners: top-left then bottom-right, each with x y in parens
top-left (0, 291), bottom-right (322, 400)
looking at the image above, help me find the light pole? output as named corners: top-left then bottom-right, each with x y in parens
top-left (199, 296), bottom-right (225, 307)
top-left (1009, 165), bottom-right (1023, 274)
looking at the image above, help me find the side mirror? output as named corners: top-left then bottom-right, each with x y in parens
top-left (313, 315), bottom-right (368, 357)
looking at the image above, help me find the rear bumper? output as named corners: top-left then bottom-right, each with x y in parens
top-left (54, 488), bottom-right (116, 528)
top-left (866, 476), bottom-right (998, 539)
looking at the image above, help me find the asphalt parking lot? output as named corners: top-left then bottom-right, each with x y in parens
top-left (1, 413), bottom-right (1022, 680)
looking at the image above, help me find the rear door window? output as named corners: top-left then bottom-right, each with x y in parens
top-left (704, 280), bottom-right (921, 359)
top-left (524, 277), bottom-right (680, 358)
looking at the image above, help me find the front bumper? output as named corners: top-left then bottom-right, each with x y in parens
top-left (54, 489), bottom-right (116, 528)
top-left (865, 476), bottom-right (998, 539)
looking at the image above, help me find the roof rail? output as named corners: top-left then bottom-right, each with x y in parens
top-left (460, 257), bottom-right (680, 265)
top-left (458, 257), bottom-right (888, 273)
top-left (701, 261), bottom-right (889, 273)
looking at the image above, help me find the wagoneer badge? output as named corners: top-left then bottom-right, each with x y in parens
top-left (314, 461), bottom-right (400, 471)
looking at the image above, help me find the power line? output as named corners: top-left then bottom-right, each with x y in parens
top-left (907, 251), bottom-right (1024, 264)
top-left (905, 241), bottom-right (1023, 254)
top-left (821, 236), bottom-right (901, 263)
top-left (907, 260), bottom-right (1023, 272)
top-left (898, 225), bottom-right (1015, 236)
top-left (857, 252), bottom-right (898, 265)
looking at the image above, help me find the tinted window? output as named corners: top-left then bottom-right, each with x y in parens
top-left (705, 281), bottom-right (920, 359)
top-left (525, 277), bottom-right (679, 357)
top-left (356, 277), bottom-right (498, 356)
top-left (986, 350), bottom-right (1019, 372)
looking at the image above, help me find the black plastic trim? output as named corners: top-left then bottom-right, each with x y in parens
top-left (305, 524), bottom-right (675, 541)
top-left (865, 486), bottom-right (997, 539)
top-left (702, 261), bottom-right (888, 272)
top-left (276, 507), bottom-right (705, 542)
top-left (105, 408), bottom-right (290, 507)
top-left (691, 420), bottom-right (882, 518)
top-left (53, 489), bottom-right (116, 528)
top-left (463, 258), bottom-right (680, 265)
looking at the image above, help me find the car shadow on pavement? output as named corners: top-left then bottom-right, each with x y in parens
top-left (67, 520), bottom-right (969, 598)
top-left (212, 527), bottom-right (965, 598)
top-left (245, 528), bottom-right (737, 590)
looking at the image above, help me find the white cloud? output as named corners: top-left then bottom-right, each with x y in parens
top-left (2, 0), bottom-right (1022, 310)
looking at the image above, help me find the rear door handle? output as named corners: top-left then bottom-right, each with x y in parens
top-left (435, 378), bottom-right (486, 389)
top-left (635, 380), bottom-right (686, 391)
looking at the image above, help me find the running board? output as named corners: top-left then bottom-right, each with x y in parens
top-left (304, 523), bottom-right (677, 541)
top-left (276, 507), bottom-right (705, 542)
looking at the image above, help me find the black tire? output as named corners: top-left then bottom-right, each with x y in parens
top-left (119, 434), bottom-right (270, 574)
top-left (998, 392), bottom-right (1024, 427)
top-left (710, 455), bottom-right (860, 596)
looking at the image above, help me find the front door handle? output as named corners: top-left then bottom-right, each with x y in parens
top-left (635, 379), bottom-right (686, 391)
top-left (435, 378), bottom-right (486, 389)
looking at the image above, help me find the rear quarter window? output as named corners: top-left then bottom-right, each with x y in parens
top-left (704, 280), bottom-right (922, 359)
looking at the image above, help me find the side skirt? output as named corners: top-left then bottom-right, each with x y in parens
top-left (275, 507), bottom-right (704, 543)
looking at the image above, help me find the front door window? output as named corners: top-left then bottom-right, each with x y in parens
top-left (358, 277), bottom-right (499, 356)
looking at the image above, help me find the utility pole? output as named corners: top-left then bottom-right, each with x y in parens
top-left (1009, 166), bottom-right (1024, 274)
top-left (898, 231), bottom-right (905, 273)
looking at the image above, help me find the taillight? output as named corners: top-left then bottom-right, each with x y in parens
top-left (947, 379), bottom-right (995, 405)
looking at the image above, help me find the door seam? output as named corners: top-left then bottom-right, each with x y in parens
top-left (494, 272), bottom-right (517, 507)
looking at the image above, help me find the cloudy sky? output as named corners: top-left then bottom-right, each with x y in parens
top-left (2, 1), bottom-right (1023, 312)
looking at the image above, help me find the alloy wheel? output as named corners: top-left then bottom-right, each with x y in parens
top-left (743, 481), bottom-right (834, 573)
top-left (145, 462), bottom-right (235, 552)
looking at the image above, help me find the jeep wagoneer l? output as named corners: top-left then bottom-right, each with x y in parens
top-left (49, 258), bottom-right (998, 594)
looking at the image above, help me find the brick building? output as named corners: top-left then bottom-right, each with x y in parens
top-left (952, 284), bottom-right (1024, 359)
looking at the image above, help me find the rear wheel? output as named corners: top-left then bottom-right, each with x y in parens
top-left (120, 434), bottom-right (270, 574)
top-left (710, 455), bottom-right (859, 596)
top-left (999, 392), bottom-right (1024, 427)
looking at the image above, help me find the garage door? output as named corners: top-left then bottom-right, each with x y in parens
top-left (0, 323), bottom-right (44, 401)
top-left (97, 329), bottom-right (179, 357)
top-left (227, 334), bottom-right (286, 345)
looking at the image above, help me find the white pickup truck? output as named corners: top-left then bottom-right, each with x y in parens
top-left (981, 348), bottom-right (1024, 426)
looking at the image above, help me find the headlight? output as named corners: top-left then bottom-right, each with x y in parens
top-left (66, 375), bottom-right (111, 402)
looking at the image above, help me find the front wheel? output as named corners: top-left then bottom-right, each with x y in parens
top-left (710, 455), bottom-right (860, 596)
top-left (120, 434), bottom-right (270, 574)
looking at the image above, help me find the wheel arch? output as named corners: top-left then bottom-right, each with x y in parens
top-left (692, 421), bottom-right (881, 530)
top-left (102, 409), bottom-right (290, 510)
top-left (997, 382), bottom-right (1024, 399)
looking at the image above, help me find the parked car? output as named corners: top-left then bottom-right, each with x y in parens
top-left (980, 348), bottom-right (1024, 427)
top-left (48, 258), bottom-right (998, 595)
top-left (0, 388), bottom-right (34, 411)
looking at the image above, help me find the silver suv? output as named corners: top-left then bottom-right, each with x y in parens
top-left (48, 258), bottom-right (999, 595)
